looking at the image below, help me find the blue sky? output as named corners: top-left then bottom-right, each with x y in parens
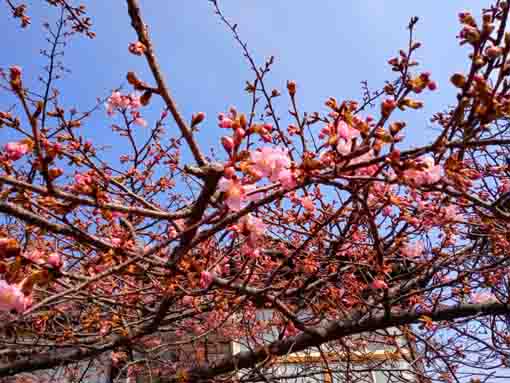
top-left (0, 1), bottom-right (492, 161)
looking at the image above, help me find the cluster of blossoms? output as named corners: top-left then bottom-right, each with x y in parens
top-left (334, 121), bottom-right (361, 155)
top-left (250, 147), bottom-right (296, 187)
top-left (0, 280), bottom-right (31, 313)
top-left (229, 213), bottom-right (267, 257)
top-left (402, 156), bottom-right (442, 186)
top-left (72, 171), bottom-right (97, 194)
top-left (218, 146), bottom-right (296, 211)
top-left (23, 250), bottom-right (63, 269)
top-left (3, 141), bottom-right (29, 161)
top-left (470, 291), bottom-right (498, 304)
top-left (106, 91), bottom-right (147, 127)
top-left (319, 113), bottom-right (370, 156)
top-left (218, 109), bottom-right (273, 155)
top-left (218, 177), bottom-right (257, 211)
top-left (200, 270), bottom-right (214, 289)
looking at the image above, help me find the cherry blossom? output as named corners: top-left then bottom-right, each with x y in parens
top-left (4, 141), bottom-right (29, 161)
top-left (470, 292), bottom-right (497, 304)
top-left (401, 241), bottom-right (424, 258)
top-left (250, 146), bottom-right (294, 184)
top-left (0, 280), bottom-right (31, 313)
top-left (403, 156), bottom-right (442, 186)
top-left (300, 196), bottom-right (315, 213)
top-left (200, 271), bottom-right (214, 289)
top-left (239, 213), bottom-right (266, 246)
top-left (371, 279), bottom-right (388, 289)
top-left (218, 177), bottom-right (249, 211)
top-left (47, 252), bottom-right (63, 268)
top-left (336, 121), bottom-right (360, 155)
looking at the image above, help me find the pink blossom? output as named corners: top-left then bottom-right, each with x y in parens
top-left (110, 237), bottom-right (122, 247)
top-left (470, 292), bottom-right (497, 304)
top-left (284, 321), bottom-right (299, 337)
top-left (401, 241), bottom-right (424, 258)
top-left (403, 156), bottom-right (442, 186)
top-left (335, 121), bottom-right (360, 155)
top-left (300, 196), bottom-right (315, 213)
top-left (442, 205), bottom-right (462, 222)
top-left (200, 271), bottom-right (214, 289)
top-left (23, 249), bottom-right (45, 265)
top-left (218, 177), bottom-right (246, 211)
top-left (47, 252), bottom-right (62, 268)
top-left (0, 280), bottom-right (31, 313)
top-left (129, 95), bottom-right (142, 109)
top-left (106, 91), bottom-right (122, 115)
top-left (336, 139), bottom-right (352, 155)
top-left (133, 117), bottom-right (147, 127)
top-left (382, 206), bottom-right (393, 216)
top-left (278, 168), bottom-right (297, 188)
top-left (337, 121), bottom-right (360, 141)
top-left (250, 146), bottom-right (293, 185)
top-left (106, 92), bottom-right (142, 116)
top-left (182, 295), bottom-right (194, 306)
top-left (224, 166), bottom-right (236, 178)
top-left (371, 279), bottom-right (388, 289)
top-left (240, 214), bottom-right (266, 245)
top-left (4, 142), bottom-right (29, 161)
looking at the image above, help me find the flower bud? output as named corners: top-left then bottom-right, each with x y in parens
top-left (461, 26), bottom-right (480, 44)
top-left (486, 45), bottom-right (503, 59)
top-left (427, 81), bottom-right (438, 91)
top-left (48, 168), bottom-right (64, 180)
top-left (388, 57), bottom-right (399, 66)
top-left (191, 112), bottom-right (205, 126)
top-left (47, 252), bottom-right (62, 268)
top-left (9, 66), bottom-right (22, 91)
top-left (287, 80), bottom-right (296, 96)
top-left (140, 90), bottom-right (152, 106)
top-left (224, 166), bottom-right (236, 178)
top-left (234, 128), bottom-right (245, 145)
top-left (389, 121), bottom-right (406, 135)
top-left (450, 73), bottom-right (466, 88)
top-left (221, 136), bottom-right (235, 153)
top-left (381, 98), bottom-right (397, 117)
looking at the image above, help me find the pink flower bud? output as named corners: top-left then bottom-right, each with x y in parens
top-left (47, 252), bottom-right (62, 268)
top-left (371, 279), bottom-right (388, 289)
top-left (224, 166), bottom-right (236, 178)
top-left (233, 128), bottom-right (245, 145)
top-left (219, 117), bottom-right (233, 129)
top-left (200, 271), bottom-right (214, 289)
top-left (4, 142), bottom-right (29, 161)
top-left (427, 81), bottom-right (438, 91)
top-left (221, 136), bottom-right (235, 153)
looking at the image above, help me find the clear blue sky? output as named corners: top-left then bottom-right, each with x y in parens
top-left (0, 1), bottom-right (492, 160)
